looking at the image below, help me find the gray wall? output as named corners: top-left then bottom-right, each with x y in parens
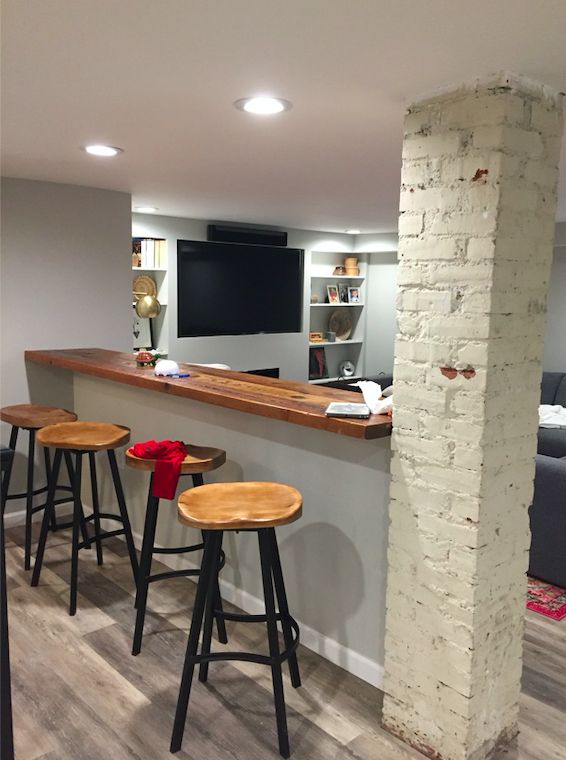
top-left (133, 213), bottom-right (354, 380)
top-left (543, 225), bottom-right (566, 372)
top-left (0, 177), bottom-right (132, 512)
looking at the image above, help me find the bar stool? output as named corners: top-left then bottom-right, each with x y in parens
top-left (125, 444), bottom-right (228, 655)
top-left (0, 404), bottom-right (78, 570)
top-left (1, 447), bottom-right (15, 760)
top-left (171, 481), bottom-right (302, 759)
top-left (31, 421), bottom-right (139, 616)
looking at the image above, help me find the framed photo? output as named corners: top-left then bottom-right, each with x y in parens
top-left (338, 282), bottom-right (349, 303)
top-left (348, 286), bottom-right (361, 304)
top-left (327, 285), bottom-right (340, 304)
top-left (309, 331), bottom-right (325, 343)
top-left (309, 347), bottom-right (328, 380)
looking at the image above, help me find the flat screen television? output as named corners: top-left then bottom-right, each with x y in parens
top-left (177, 239), bottom-right (304, 337)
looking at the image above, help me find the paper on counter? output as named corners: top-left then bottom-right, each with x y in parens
top-left (354, 381), bottom-right (393, 415)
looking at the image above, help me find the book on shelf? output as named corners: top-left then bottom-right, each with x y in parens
top-left (133, 239), bottom-right (167, 268)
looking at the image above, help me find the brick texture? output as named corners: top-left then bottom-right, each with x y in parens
top-left (382, 74), bottom-right (563, 760)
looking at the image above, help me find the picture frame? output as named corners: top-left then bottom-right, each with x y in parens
top-left (327, 285), bottom-right (340, 304)
top-left (347, 286), bottom-right (361, 304)
top-left (309, 347), bottom-right (329, 380)
top-left (338, 282), bottom-right (349, 303)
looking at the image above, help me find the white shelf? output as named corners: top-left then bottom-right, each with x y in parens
top-left (309, 339), bottom-right (363, 347)
top-left (311, 275), bottom-right (365, 281)
top-left (132, 267), bottom-right (168, 272)
top-left (309, 375), bottom-right (361, 384)
top-left (310, 303), bottom-right (364, 307)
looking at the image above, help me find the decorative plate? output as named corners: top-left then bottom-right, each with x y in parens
top-left (133, 274), bottom-right (157, 301)
top-left (328, 309), bottom-right (353, 340)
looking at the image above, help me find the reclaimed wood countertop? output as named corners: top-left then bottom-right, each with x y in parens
top-left (25, 348), bottom-right (392, 441)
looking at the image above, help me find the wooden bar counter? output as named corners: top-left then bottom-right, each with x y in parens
top-left (25, 348), bottom-right (391, 440)
top-left (24, 346), bottom-right (392, 689)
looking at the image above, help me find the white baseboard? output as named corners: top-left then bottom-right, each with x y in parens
top-left (130, 528), bottom-right (384, 689)
top-left (3, 504), bottom-right (73, 529)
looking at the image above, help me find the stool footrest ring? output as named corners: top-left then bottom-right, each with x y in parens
top-left (78, 527), bottom-right (128, 549)
top-left (147, 568), bottom-right (200, 584)
top-left (189, 615), bottom-right (299, 666)
top-left (153, 542), bottom-right (204, 555)
top-left (4, 483), bottom-right (73, 501)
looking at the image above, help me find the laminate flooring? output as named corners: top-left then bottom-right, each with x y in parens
top-left (4, 526), bottom-right (566, 760)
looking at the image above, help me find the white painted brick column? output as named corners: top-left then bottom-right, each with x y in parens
top-left (382, 74), bottom-right (563, 760)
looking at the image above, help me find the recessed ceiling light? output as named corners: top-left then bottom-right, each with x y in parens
top-left (234, 96), bottom-right (292, 115)
top-left (83, 144), bottom-right (123, 157)
top-left (346, 229), bottom-right (361, 235)
top-left (135, 206), bottom-right (158, 213)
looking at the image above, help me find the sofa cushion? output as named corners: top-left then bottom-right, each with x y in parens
top-left (540, 372), bottom-right (565, 404)
top-left (537, 427), bottom-right (566, 458)
top-left (554, 375), bottom-right (566, 407)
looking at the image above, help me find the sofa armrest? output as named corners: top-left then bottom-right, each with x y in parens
top-left (528, 454), bottom-right (566, 588)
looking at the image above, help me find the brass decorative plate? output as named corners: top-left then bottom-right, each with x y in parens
top-left (328, 310), bottom-right (353, 340)
top-left (133, 274), bottom-right (157, 301)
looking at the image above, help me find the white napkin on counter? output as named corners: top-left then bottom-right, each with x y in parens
top-left (353, 381), bottom-right (393, 415)
top-left (539, 404), bottom-right (566, 428)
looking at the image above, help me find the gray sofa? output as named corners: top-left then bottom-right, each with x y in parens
top-left (529, 371), bottom-right (566, 588)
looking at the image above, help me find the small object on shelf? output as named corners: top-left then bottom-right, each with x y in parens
top-left (309, 331), bottom-right (325, 343)
top-left (325, 331), bottom-right (336, 343)
top-left (328, 310), bottom-right (353, 340)
top-left (345, 268), bottom-right (360, 276)
top-left (333, 265), bottom-right (346, 276)
top-left (325, 402), bottom-right (370, 419)
top-left (338, 282), bottom-right (349, 303)
top-left (310, 294), bottom-right (319, 304)
top-left (338, 360), bottom-right (356, 378)
top-left (132, 251), bottom-right (141, 268)
top-left (344, 257), bottom-right (358, 268)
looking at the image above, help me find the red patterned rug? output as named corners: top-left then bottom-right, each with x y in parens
top-left (527, 577), bottom-right (566, 621)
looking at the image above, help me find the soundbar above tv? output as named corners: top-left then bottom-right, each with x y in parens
top-left (177, 239), bottom-right (304, 338)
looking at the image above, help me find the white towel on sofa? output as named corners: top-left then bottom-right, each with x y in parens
top-left (539, 404), bottom-right (566, 428)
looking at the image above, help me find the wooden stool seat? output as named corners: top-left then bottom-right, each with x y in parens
top-left (178, 482), bottom-right (302, 531)
top-left (126, 444), bottom-right (226, 474)
top-left (0, 404), bottom-right (77, 429)
top-left (37, 421), bottom-right (130, 451)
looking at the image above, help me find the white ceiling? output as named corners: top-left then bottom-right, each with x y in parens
top-left (2, 0), bottom-right (566, 233)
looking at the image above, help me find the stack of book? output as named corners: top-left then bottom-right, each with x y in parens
top-left (133, 238), bottom-right (167, 268)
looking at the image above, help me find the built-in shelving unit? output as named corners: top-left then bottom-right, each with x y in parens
top-left (308, 251), bottom-right (367, 383)
top-left (132, 237), bottom-right (168, 352)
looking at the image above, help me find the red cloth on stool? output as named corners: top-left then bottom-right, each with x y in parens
top-left (130, 440), bottom-right (188, 499)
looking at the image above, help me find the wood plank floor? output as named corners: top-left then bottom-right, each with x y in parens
top-left (5, 525), bottom-right (566, 760)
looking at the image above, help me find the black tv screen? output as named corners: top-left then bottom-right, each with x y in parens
top-left (177, 239), bottom-right (304, 337)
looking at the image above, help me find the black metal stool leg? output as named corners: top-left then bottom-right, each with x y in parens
top-left (107, 450), bottom-right (139, 582)
top-left (43, 447), bottom-right (58, 532)
top-left (24, 428), bottom-right (36, 570)
top-left (31, 449), bottom-right (62, 587)
top-left (63, 452), bottom-right (90, 548)
top-left (193, 473), bottom-right (228, 645)
top-left (1, 513), bottom-right (14, 760)
top-left (0, 427), bottom-right (18, 515)
top-left (69, 451), bottom-right (83, 616)
top-left (198, 530), bottom-right (224, 683)
top-left (268, 528), bottom-right (301, 688)
top-left (88, 452), bottom-right (104, 566)
top-left (170, 531), bottom-right (222, 754)
top-left (259, 529), bottom-right (290, 759)
top-left (132, 480), bottom-right (160, 656)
